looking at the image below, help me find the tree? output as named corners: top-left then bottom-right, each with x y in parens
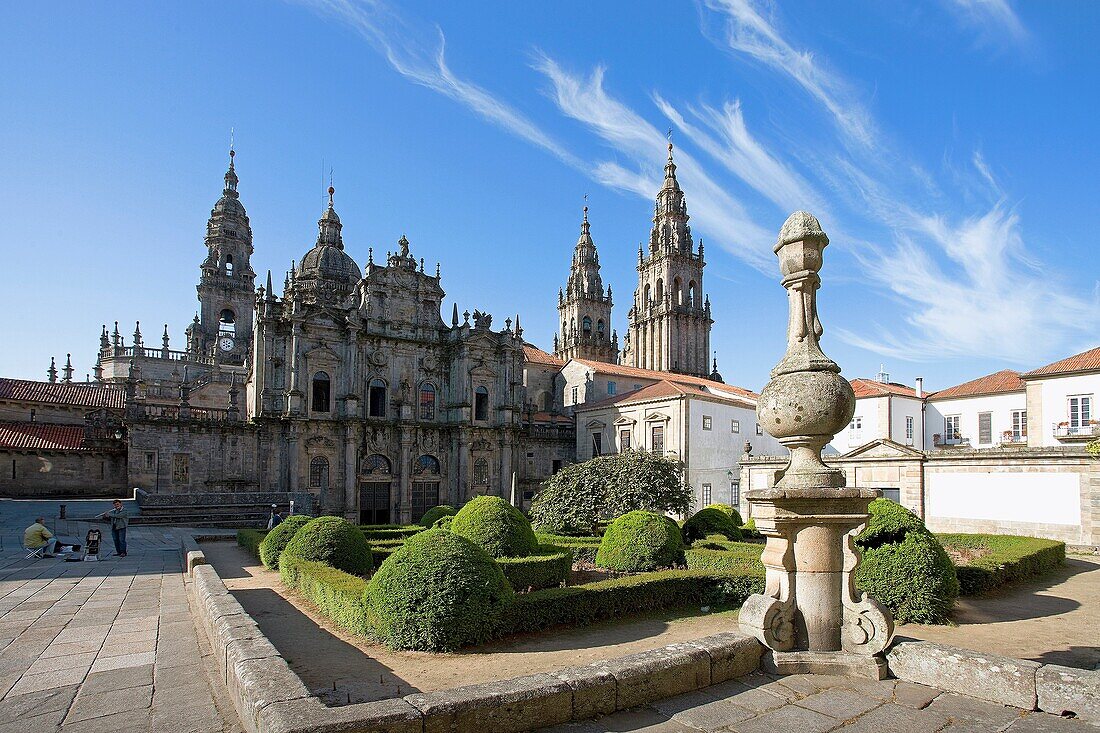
top-left (530, 450), bottom-right (693, 534)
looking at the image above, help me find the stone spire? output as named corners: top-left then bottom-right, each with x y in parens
top-left (554, 205), bottom-right (616, 363)
top-left (47, 357), bottom-right (57, 383)
top-left (99, 325), bottom-right (110, 352)
top-left (133, 321), bottom-right (143, 349)
top-left (62, 354), bottom-right (74, 383)
top-left (294, 186), bottom-right (359, 303)
top-left (162, 324), bottom-right (170, 352)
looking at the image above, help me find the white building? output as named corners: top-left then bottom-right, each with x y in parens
top-left (924, 370), bottom-right (1027, 449)
top-left (1021, 347), bottom-right (1100, 447)
top-left (831, 373), bottom-right (925, 453)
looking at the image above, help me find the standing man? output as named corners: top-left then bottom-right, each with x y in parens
top-left (98, 499), bottom-right (129, 558)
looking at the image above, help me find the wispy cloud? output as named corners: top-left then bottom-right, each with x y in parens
top-left (943, 0), bottom-right (1028, 47)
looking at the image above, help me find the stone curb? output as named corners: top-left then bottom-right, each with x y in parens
top-left (180, 533), bottom-right (207, 577)
top-left (1036, 664), bottom-right (1100, 725)
top-left (887, 640), bottom-right (1043, 710)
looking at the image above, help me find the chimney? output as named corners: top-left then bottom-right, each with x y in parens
top-left (915, 377), bottom-right (924, 398)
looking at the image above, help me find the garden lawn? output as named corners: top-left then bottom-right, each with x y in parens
top-left (936, 533), bottom-right (1066, 595)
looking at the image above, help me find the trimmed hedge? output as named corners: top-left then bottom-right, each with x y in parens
top-left (937, 534), bottom-right (1066, 595)
top-left (450, 495), bottom-right (539, 558)
top-left (496, 569), bottom-right (762, 637)
top-left (358, 525), bottom-right (425, 540)
top-left (536, 533), bottom-right (601, 564)
top-left (259, 515), bottom-right (311, 570)
top-left (280, 553), bottom-right (370, 635)
top-left (283, 516), bottom-right (374, 577)
top-left (595, 511), bottom-right (684, 571)
top-left (682, 507), bottom-right (743, 542)
top-left (237, 529), bottom-right (266, 559)
top-left (418, 505), bottom-right (457, 528)
top-left (855, 500), bottom-right (958, 624)
top-left (706, 503), bottom-right (744, 527)
top-left (365, 529), bottom-right (514, 651)
top-left (496, 545), bottom-right (571, 591)
top-left (685, 545), bottom-right (765, 574)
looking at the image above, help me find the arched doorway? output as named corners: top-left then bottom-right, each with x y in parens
top-left (359, 453), bottom-right (392, 525)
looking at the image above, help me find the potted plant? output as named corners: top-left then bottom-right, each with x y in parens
top-left (933, 433), bottom-right (942, 446)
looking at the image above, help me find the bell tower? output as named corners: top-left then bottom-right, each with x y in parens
top-left (554, 206), bottom-right (617, 363)
top-left (194, 148), bottom-right (255, 360)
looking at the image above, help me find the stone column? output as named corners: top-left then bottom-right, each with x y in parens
top-left (739, 212), bottom-right (894, 680)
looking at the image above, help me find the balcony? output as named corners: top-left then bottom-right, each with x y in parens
top-left (1053, 422), bottom-right (1100, 442)
top-left (999, 431), bottom-right (1027, 447)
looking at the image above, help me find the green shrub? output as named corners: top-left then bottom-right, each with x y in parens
top-left (706, 503), bottom-right (744, 527)
top-left (358, 526), bottom-right (424, 540)
top-left (937, 534), bottom-right (1066, 595)
top-left (419, 505), bottom-right (457, 528)
top-left (434, 515), bottom-right (453, 530)
top-left (685, 545), bottom-right (765, 575)
top-left (283, 516), bottom-right (374, 577)
top-left (258, 515), bottom-right (311, 570)
top-left (496, 545), bottom-right (571, 591)
top-left (595, 511), bottom-right (684, 572)
top-left (237, 529), bottom-right (267, 559)
top-left (496, 569), bottom-right (762, 637)
top-left (450, 495), bottom-right (538, 558)
top-left (683, 507), bottom-right (743, 542)
top-left (280, 553), bottom-right (370, 635)
top-left (855, 500), bottom-right (958, 624)
top-left (365, 529), bottom-right (514, 651)
top-left (536, 533), bottom-right (600, 564)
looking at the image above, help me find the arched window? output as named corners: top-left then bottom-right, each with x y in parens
top-left (570, 317), bottom-right (575, 334)
top-left (562, 321), bottom-right (567, 336)
top-left (361, 454), bottom-right (391, 475)
top-left (674, 277), bottom-right (683, 305)
top-left (656, 279), bottom-right (664, 302)
top-left (419, 383), bottom-right (436, 420)
top-left (219, 309), bottom-right (235, 334)
top-left (309, 456), bottom-right (329, 488)
top-left (368, 379), bottom-right (387, 418)
top-left (474, 386), bottom-right (489, 421)
top-left (225, 254), bottom-right (234, 276)
top-left (644, 284), bottom-right (652, 306)
top-left (539, 391), bottom-right (552, 412)
top-left (413, 454), bottom-right (441, 475)
top-left (311, 371), bottom-right (331, 413)
top-left (582, 316), bottom-right (592, 334)
top-left (688, 281), bottom-right (697, 307)
top-left (473, 458), bottom-right (489, 486)
top-left (596, 319), bottom-right (605, 335)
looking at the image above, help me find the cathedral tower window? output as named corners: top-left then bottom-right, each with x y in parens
top-left (219, 309), bottom-right (235, 334)
top-left (474, 386), bottom-right (489, 421)
top-left (309, 456), bottom-right (329, 488)
top-left (368, 379), bottom-right (387, 418)
top-left (674, 277), bottom-right (682, 305)
top-left (311, 371), bottom-right (331, 413)
top-left (688, 281), bottom-right (697, 307)
top-left (597, 319), bottom-right (605, 336)
top-left (582, 316), bottom-right (592, 335)
top-left (419, 383), bottom-right (437, 420)
top-left (656, 279), bottom-right (664, 302)
top-left (644, 284), bottom-right (652, 307)
top-left (224, 254), bottom-right (234, 276)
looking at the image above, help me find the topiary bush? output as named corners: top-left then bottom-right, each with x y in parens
top-left (682, 507), bottom-right (743, 542)
top-left (854, 499), bottom-right (958, 624)
top-left (419, 505), bottom-right (457, 528)
top-left (938, 534), bottom-right (1066, 595)
top-left (496, 545), bottom-right (571, 591)
top-left (433, 515), bottom-right (453, 530)
top-left (365, 529), bottom-right (514, 651)
top-left (450, 495), bottom-right (538, 558)
top-left (706, 503), bottom-right (744, 527)
top-left (282, 516), bottom-right (374, 577)
top-left (237, 529), bottom-right (267, 559)
top-left (259, 514), bottom-right (311, 570)
top-left (595, 511), bottom-right (685, 572)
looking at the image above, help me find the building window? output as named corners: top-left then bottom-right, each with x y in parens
top-left (619, 429), bottom-right (631, 451)
top-left (731, 419), bottom-right (740, 434)
top-left (312, 371), bottom-right (331, 413)
top-left (552, 459), bottom-right (563, 474)
top-left (473, 458), bottom-right (489, 486)
top-left (731, 480), bottom-right (740, 508)
top-left (582, 316), bottom-right (592, 334)
top-left (978, 412), bottom-right (992, 444)
top-left (224, 254), bottom-right (234, 276)
top-left (702, 483), bottom-right (712, 506)
top-left (755, 424), bottom-right (764, 436)
top-left (881, 488), bottom-right (901, 503)
top-left (571, 386), bottom-right (579, 405)
top-left (905, 416), bottom-right (914, 444)
top-left (1012, 410), bottom-right (1027, 441)
top-left (309, 456), bottom-right (329, 488)
top-left (651, 425), bottom-right (665, 453)
top-left (368, 379), bottom-right (387, 418)
top-left (419, 383), bottom-right (436, 420)
top-left (633, 384), bottom-right (642, 390)
top-left (29, 409), bottom-right (35, 422)
top-left (607, 381), bottom-right (617, 396)
top-left (413, 454), bottom-right (441, 475)
top-left (1069, 395), bottom-right (1092, 432)
top-left (597, 319), bottom-right (605, 335)
top-left (172, 454), bottom-right (189, 485)
top-left (361, 454), bottom-right (391, 475)
top-left (474, 386), bottom-right (489, 421)
top-left (702, 415), bottom-right (712, 431)
top-left (944, 415), bottom-right (961, 442)
top-left (219, 309), bottom-right (235, 334)
top-left (591, 432), bottom-right (603, 458)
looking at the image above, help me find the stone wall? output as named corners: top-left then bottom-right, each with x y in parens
top-left (127, 420), bottom-right (263, 495)
top-left (0, 449), bottom-right (128, 498)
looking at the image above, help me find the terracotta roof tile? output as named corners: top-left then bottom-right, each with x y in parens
top-left (570, 358), bottom-right (758, 400)
top-left (850, 378), bottom-right (918, 399)
top-left (1022, 346), bottom-right (1100, 378)
top-left (0, 379), bottom-right (125, 410)
top-left (522, 344), bottom-right (565, 368)
top-left (927, 369), bottom-right (1024, 400)
top-left (0, 422), bottom-right (89, 451)
top-left (579, 379), bottom-right (754, 411)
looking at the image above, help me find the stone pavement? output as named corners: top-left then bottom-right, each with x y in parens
top-left (0, 521), bottom-right (240, 733)
top-left (544, 672), bottom-right (1092, 732)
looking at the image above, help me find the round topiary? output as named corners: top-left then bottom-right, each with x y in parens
top-left (683, 507), bottom-right (743, 542)
top-left (282, 516), bottom-right (374, 576)
top-left (433, 515), bottom-right (453, 530)
top-left (595, 510), bottom-right (685, 572)
top-left (365, 528), bottom-right (514, 651)
top-left (450, 495), bottom-right (538, 558)
top-left (258, 514), bottom-right (311, 570)
top-left (706, 503), bottom-right (744, 527)
top-left (419, 505), bottom-right (457, 528)
top-left (855, 499), bottom-right (959, 624)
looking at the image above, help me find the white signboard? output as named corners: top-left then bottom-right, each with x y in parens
top-left (926, 471), bottom-right (1080, 526)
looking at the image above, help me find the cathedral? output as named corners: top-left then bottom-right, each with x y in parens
top-left (1, 140), bottom-right (724, 524)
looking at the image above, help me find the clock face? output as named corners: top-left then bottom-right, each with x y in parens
top-left (218, 336), bottom-right (235, 352)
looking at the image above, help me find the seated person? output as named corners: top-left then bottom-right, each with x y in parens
top-left (24, 517), bottom-right (62, 556)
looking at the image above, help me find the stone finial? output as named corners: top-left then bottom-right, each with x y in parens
top-left (47, 357), bottom-right (57, 383)
top-left (451, 303), bottom-right (459, 327)
top-left (775, 210), bottom-right (828, 252)
top-left (61, 354), bottom-right (74, 383)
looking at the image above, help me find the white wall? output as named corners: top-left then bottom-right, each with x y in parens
top-left (926, 471), bottom-right (1081, 526)
top-left (924, 391), bottom-right (1026, 448)
top-left (686, 397), bottom-right (783, 511)
top-left (890, 396), bottom-right (924, 450)
top-left (559, 362), bottom-right (656, 410)
top-left (1032, 373), bottom-right (1100, 447)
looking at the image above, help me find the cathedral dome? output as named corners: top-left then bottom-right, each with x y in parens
top-left (296, 186), bottom-right (359, 287)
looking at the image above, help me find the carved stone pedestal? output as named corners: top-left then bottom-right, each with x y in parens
top-left (739, 488), bottom-right (894, 680)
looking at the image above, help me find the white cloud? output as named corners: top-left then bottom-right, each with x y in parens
top-left (943, 0), bottom-right (1028, 46)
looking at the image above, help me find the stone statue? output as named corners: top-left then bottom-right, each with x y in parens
top-left (472, 310), bottom-right (492, 330)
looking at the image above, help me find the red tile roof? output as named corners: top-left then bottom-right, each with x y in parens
top-left (523, 411), bottom-right (574, 425)
top-left (0, 422), bottom-right (89, 451)
top-left (850, 378), bottom-right (918, 399)
top-left (0, 379), bottom-right (125, 410)
top-left (1022, 346), bottom-right (1100, 378)
top-left (522, 344), bottom-right (565, 369)
top-left (579, 379), bottom-right (755, 411)
top-left (927, 369), bottom-right (1024, 400)
top-left (570, 358), bottom-right (758, 400)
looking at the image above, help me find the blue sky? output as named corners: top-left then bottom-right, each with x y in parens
top-left (1, 0), bottom-right (1097, 392)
